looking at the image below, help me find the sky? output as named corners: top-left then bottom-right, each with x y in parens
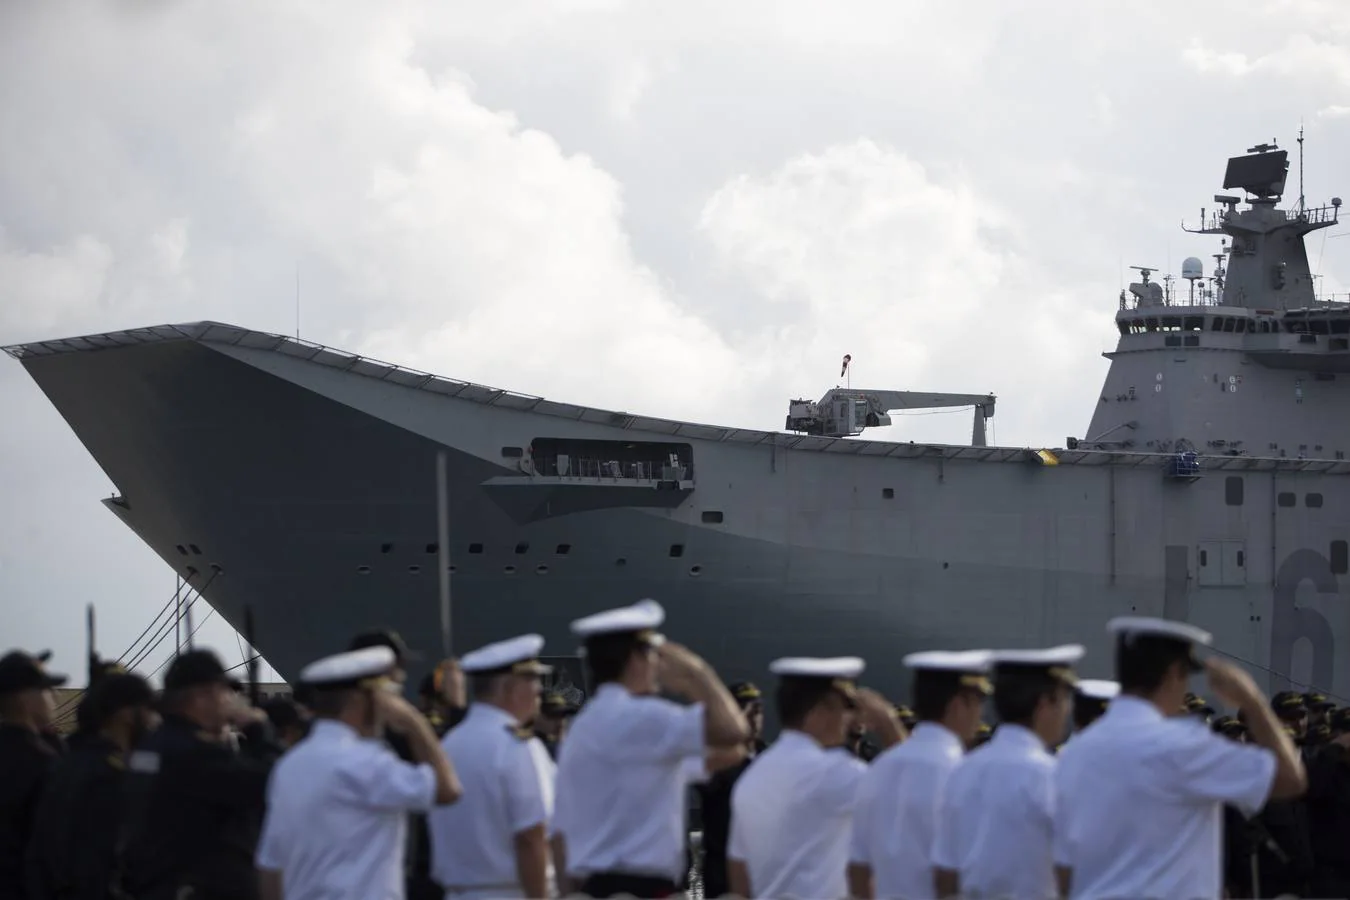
top-left (2, 0), bottom-right (1350, 686)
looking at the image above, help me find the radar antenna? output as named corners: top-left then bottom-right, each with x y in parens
top-left (1297, 122), bottom-right (1306, 214)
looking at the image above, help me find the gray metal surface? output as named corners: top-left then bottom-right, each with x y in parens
top-left (6, 142), bottom-right (1350, 702)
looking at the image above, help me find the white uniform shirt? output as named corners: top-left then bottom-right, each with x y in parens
top-left (728, 730), bottom-right (867, 900)
top-left (1055, 695), bottom-right (1277, 899)
top-left (932, 723), bottom-right (1057, 899)
top-left (255, 719), bottom-right (438, 900)
top-left (850, 722), bottom-right (964, 900)
top-left (552, 683), bottom-right (705, 881)
top-left (427, 703), bottom-right (555, 894)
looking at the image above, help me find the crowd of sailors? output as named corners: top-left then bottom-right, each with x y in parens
top-left (1, 600), bottom-right (1349, 899)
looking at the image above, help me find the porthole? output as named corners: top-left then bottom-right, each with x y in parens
top-left (357, 565), bottom-right (372, 575)
top-left (536, 565), bottom-right (550, 575)
top-left (407, 565), bottom-right (421, 574)
top-left (615, 557), bottom-right (627, 568)
top-left (381, 543), bottom-right (393, 554)
top-left (504, 565), bottom-right (517, 575)
top-left (689, 565), bottom-right (703, 576)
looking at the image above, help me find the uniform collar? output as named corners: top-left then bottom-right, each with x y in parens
top-left (310, 718), bottom-right (361, 741)
top-left (911, 721), bottom-right (963, 753)
top-left (990, 722), bottom-right (1047, 752)
top-left (1106, 694), bottom-right (1167, 724)
top-left (779, 728), bottom-right (830, 751)
top-left (467, 702), bottom-right (520, 727)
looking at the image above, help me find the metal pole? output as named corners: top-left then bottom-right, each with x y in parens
top-left (437, 450), bottom-right (452, 658)
top-left (175, 574), bottom-right (182, 655)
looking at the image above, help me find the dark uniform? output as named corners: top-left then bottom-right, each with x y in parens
top-left (121, 651), bottom-right (279, 900)
top-left (0, 652), bottom-right (67, 900)
top-left (534, 690), bottom-right (579, 761)
top-left (694, 681), bottom-right (766, 900)
top-left (1308, 709), bottom-right (1350, 895)
top-left (26, 674), bottom-right (155, 900)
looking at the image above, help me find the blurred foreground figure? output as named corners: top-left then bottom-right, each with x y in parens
top-left (121, 649), bottom-right (281, 900)
top-left (0, 651), bottom-right (67, 900)
top-left (727, 658), bottom-right (901, 899)
top-left (1054, 617), bottom-right (1306, 899)
top-left (849, 650), bottom-right (992, 900)
top-left (27, 672), bottom-right (156, 900)
top-left (255, 645), bottom-right (462, 899)
top-left (428, 634), bottom-right (556, 899)
top-left (552, 600), bottom-right (748, 898)
top-left (933, 645), bottom-right (1083, 899)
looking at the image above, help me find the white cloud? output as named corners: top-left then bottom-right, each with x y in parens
top-left (3, 0), bottom-right (1350, 675)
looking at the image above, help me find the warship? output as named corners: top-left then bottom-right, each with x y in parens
top-left (7, 141), bottom-right (1350, 703)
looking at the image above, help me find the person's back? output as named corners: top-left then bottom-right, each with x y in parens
top-left (853, 724), bottom-right (963, 899)
top-left (260, 721), bottom-right (419, 894)
top-left (937, 725), bottom-right (1057, 898)
top-left (26, 736), bottom-right (126, 899)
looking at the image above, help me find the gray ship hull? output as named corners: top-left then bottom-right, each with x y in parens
top-left (8, 323), bottom-right (1350, 701)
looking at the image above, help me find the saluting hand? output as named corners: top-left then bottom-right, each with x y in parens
top-left (655, 642), bottom-right (709, 694)
top-left (1204, 658), bottom-right (1263, 710)
top-left (375, 690), bottom-right (425, 736)
top-left (854, 688), bottom-right (907, 748)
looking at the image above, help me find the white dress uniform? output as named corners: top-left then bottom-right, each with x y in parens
top-left (728, 657), bottom-right (869, 900)
top-left (551, 600), bottom-right (705, 887)
top-left (932, 644), bottom-right (1084, 900)
top-left (426, 634), bottom-right (557, 900)
top-left (1054, 617), bottom-right (1278, 899)
top-left (850, 649), bottom-right (993, 900)
top-left (255, 646), bottom-right (440, 900)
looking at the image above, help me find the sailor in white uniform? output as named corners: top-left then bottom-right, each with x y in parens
top-left (1054, 617), bottom-right (1307, 900)
top-left (255, 645), bottom-right (462, 900)
top-left (848, 649), bottom-right (992, 900)
top-left (427, 634), bottom-right (557, 900)
top-left (727, 657), bottom-right (903, 900)
top-left (1059, 679), bottom-right (1118, 751)
top-left (932, 644), bottom-right (1084, 900)
top-left (551, 599), bottom-right (748, 898)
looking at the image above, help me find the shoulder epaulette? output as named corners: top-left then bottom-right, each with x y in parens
top-left (106, 754), bottom-right (125, 771)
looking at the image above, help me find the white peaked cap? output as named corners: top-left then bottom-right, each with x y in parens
top-left (1076, 679), bottom-right (1121, 700)
top-left (992, 644), bottom-right (1086, 666)
top-left (768, 657), bottom-right (866, 680)
top-left (902, 649), bottom-right (994, 673)
top-left (569, 599), bottom-right (666, 646)
top-left (1107, 616), bottom-right (1213, 646)
top-left (461, 634), bottom-right (553, 675)
top-left (300, 645), bottom-right (396, 686)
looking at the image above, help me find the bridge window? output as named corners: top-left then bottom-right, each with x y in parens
top-left (1333, 541), bottom-right (1348, 575)
top-left (701, 511), bottom-right (725, 524)
top-left (1278, 492), bottom-right (1296, 508)
top-left (501, 446), bottom-right (523, 458)
top-left (515, 542), bottom-right (529, 554)
top-left (468, 543), bottom-right (484, 554)
top-left (669, 544), bottom-right (685, 558)
top-left (1307, 493), bottom-right (1324, 508)
top-left (882, 488), bottom-right (895, 499)
top-left (381, 543), bottom-right (393, 554)
top-left (1225, 477), bottom-right (1244, 506)
top-left (425, 543), bottom-right (437, 554)
top-left (556, 543), bottom-right (571, 555)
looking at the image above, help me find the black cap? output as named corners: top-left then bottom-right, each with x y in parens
top-left (729, 681), bottom-right (763, 705)
top-left (1304, 690), bottom-right (1334, 710)
top-left (1272, 691), bottom-right (1307, 716)
top-left (86, 672), bottom-right (155, 722)
top-left (0, 651), bottom-right (68, 694)
top-left (163, 649), bottom-right (241, 692)
top-left (348, 630), bottom-right (419, 664)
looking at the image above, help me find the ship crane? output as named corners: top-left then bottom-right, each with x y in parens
top-left (786, 389), bottom-right (997, 446)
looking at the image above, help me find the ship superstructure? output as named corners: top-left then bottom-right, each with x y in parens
top-left (7, 143), bottom-right (1350, 702)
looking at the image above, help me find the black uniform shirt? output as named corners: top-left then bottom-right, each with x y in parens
top-left (121, 715), bottom-right (279, 900)
top-left (0, 723), bottom-right (62, 900)
top-left (26, 734), bottom-right (127, 900)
